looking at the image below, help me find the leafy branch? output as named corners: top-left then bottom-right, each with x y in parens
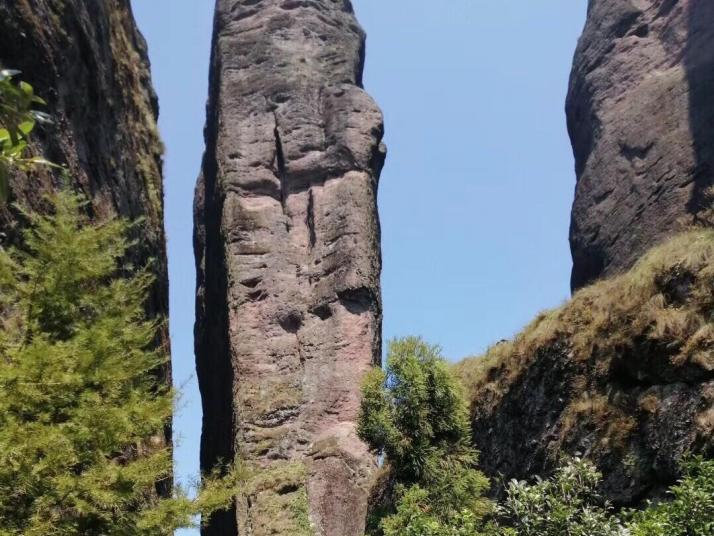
top-left (0, 69), bottom-right (60, 201)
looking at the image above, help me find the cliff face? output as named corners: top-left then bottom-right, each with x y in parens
top-left (567, 0), bottom-right (714, 290)
top-left (458, 230), bottom-right (714, 506)
top-left (0, 0), bottom-right (168, 336)
top-left (194, 1), bottom-right (386, 535)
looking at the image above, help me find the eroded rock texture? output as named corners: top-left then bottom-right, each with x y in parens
top-left (194, 1), bottom-right (385, 534)
top-left (567, 0), bottom-right (714, 290)
top-left (0, 0), bottom-right (168, 336)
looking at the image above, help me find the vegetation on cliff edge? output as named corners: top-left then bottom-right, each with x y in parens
top-left (456, 228), bottom-right (714, 462)
top-left (360, 333), bottom-right (713, 535)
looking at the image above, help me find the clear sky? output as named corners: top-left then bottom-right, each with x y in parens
top-left (131, 1), bottom-right (587, 532)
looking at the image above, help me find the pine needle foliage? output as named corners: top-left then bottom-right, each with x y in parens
top-left (0, 190), bottom-right (239, 535)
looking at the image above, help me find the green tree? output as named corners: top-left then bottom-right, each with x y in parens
top-left (0, 190), bottom-right (238, 535)
top-left (358, 337), bottom-right (492, 535)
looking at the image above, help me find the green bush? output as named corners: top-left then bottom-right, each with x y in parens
top-left (497, 458), bottom-right (626, 536)
top-left (496, 457), bottom-right (714, 536)
top-left (358, 337), bottom-right (492, 534)
top-left (628, 457), bottom-right (714, 536)
top-left (380, 484), bottom-right (485, 536)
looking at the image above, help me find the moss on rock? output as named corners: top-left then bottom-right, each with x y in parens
top-left (239, 461), bottom-right (314, 536)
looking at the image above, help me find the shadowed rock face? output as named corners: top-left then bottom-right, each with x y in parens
top-left (0, 0), bottom-right (168, 329)
top-left (194, 1), bottom-right (385, 534)
top-left (567, 0), bottom-right (714, 290)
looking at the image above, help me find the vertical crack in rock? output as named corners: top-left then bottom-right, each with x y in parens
top-left (273, 112), bottom-right (291, 229)
top-left (567, 0), bottom-right (714, 290)
top-left (307, 189), bottom-right (317, 249)
top-left (195, 1), bottom-right (386, 534)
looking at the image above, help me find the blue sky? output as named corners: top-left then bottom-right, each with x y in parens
top-left (131, 1), bottom-right (587, 531)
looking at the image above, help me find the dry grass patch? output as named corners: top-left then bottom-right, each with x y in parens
top-left (458, 229), bottom-right (714, 401)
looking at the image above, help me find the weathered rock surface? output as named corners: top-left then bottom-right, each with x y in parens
top-left (0, 0), bottom-right (168, 333)
top-left (194, 1), bottom-right (385, 534)
top-left (567, 0), bottom-right (714, 290)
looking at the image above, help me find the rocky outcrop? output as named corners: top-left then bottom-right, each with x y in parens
top-left (456, 0), bottom-right (714, 510)
top-left (194, 1), bottom-right (385, 535)
top-left (567, 0), bottom-right (714, 290)
top-left (458, 230), bottom-right (714, 506)
top-left (0, 0), bottom-right (168, 336)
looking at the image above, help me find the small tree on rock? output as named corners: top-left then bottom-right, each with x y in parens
top-left (358, 336), bottom-right (492, 535)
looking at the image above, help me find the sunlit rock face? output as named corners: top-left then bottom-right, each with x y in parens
top-left (567, 0), bottom-right (714, 290)
top-left (194, 1), bottom-right (386, 534)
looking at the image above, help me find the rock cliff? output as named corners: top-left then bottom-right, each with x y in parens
top-left (458, 0), bottom-right (714, 508)
top-left (567, 0), bottom-right (714, 290)
top-left (0, 0), bottom-right (168, 339)
top-left (194, 1), bottom-right (386, 535)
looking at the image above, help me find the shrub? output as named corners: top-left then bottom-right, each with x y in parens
top-left (496, 458), bottom-right (626, 536)
top-left (381, 484), bottom-right (485, 536)
top-left (359, 337), bottom-right (492, 534)
top-left (628, 457), bottom-right (714, 536)
top-left (495, 456), bottom-right (714, 536)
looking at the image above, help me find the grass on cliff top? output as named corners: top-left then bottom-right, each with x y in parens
top-left (455, 228), bottom-right (714, 408)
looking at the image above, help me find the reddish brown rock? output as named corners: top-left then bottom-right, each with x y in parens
top-left (194, 1), bottom-right (385, 534)
top-left (567, 0), bottom-right (714, 290)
